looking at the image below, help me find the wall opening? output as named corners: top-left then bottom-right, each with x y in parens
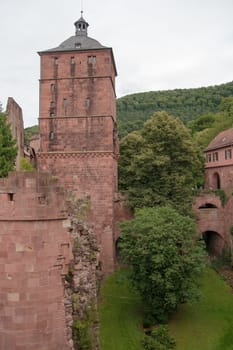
top-left (199, 203), bottom-right (218, 209)
top-left (202, 231), bottom-right (224, 257)
top-left (213, 172), bottom-right (221, 189)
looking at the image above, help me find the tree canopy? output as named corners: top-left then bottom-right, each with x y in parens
top-left (119, 206), bottom-right (207, 323)
top-left (0, 112), bottom-right (17, 177)
top-left (119, 111), bottom-right (204, 213)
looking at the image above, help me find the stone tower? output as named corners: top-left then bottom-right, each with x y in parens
top-left (37, 13), bottom-right (119, 272)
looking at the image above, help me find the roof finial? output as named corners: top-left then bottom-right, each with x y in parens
top-left (81, 0), bottom-right (83, 16)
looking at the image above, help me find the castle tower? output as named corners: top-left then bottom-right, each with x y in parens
top-left (37, 13), bottom-right (119, 272)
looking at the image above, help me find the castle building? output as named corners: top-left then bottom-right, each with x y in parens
top-left (37, 13), bottom-right (119, 272)
top-left (193, 128), bottom-right (233, 256)
top-left (204, 128), bottom-right (233, 195)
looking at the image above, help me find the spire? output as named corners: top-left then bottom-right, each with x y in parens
top-left (74, 11), bottom-right (89, 36)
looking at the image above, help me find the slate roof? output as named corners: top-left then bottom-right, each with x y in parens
top-left (39, 14), bottom-right (108, 53)
top-left (205, 128), bottom-right (233, 151)
top-left (42, 35), bottom-right (107, 53)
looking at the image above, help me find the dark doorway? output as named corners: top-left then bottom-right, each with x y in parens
top-left (202, 231), bottom-right (223, 256)
top-left (199, 203), bottom-right (218, 209)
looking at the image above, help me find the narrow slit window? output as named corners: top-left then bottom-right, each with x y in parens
top-left (54, 57), bottom-right (59, 65)
top-left (85, 98), bottom-right (91, 109)
top-left (63, 98), bottom-right (67, 107)
top-left (70, 57), bottom-right (75, 64)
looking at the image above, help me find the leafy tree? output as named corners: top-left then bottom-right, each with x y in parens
top-left (119, 111), bottom-right (204, 213)
top-left (0, 112), bottom-right (17, 177)
top-left (190, 96), bottom-right (233, 150)
top-left (119, 206), bottom-right (207, 322)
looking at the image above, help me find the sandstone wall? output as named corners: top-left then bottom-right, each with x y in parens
top-left (0, 172), bottom-right (71, 349)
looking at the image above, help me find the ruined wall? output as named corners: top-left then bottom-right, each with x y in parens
top-left (0, 171), bottom-right (100, 349)
top-left (0, 172), bottom-right (71, 349)
top-left (6, 97), bottom-right (24, 170)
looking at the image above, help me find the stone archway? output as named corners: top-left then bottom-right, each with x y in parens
top-left (202, 230), bottom-right (224, 256)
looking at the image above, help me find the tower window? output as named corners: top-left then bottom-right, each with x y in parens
top-left (54, 57), bottom-right (59, 65)
top-left (49, 131), bottom-right (55, 141)
top-left (50, 101), bottom-right (55, 108)
top-left (85, 98), bottom-right (91, 109)
top-left (70, 57), bottom-right (75, 64)
top-left (51, 84), bottom-right (56, 93)
top-left (8, 193), bottom-right (14, 201)
top-left (63, 98), bottom-right (67, 108)
top-left (88, 56), bottom-right (96, 64)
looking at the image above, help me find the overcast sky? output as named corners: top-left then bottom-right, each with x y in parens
top-left (1, 0), bottom-right (233, 127)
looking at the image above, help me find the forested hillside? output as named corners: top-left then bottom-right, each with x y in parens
top-left (117, 81), bottom-right (233, 138)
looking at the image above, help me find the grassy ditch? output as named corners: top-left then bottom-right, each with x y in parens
top-left (169, 268), bottom-right (233, 350)
top-left (99, 268), bottom-right (233, 350)
top-left (99, 269), bottom-right (144, 350)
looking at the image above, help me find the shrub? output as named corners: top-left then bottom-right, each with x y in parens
top-left (142, 325), bottom-right (176, 350)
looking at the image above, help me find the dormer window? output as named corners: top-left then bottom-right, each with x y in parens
top-left (75, 43), bottom-right (81, 48)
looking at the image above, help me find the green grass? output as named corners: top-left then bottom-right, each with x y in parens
top-left (169, 268), bottom-right (233, 350)
top-left (99, 269), bottom-right (144, 350)
top-left (99, 268), bottom-right (233, 350)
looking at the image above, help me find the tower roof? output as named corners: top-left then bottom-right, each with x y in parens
top-left (39, 12), bottom-right (107, 53)
top-left (205, 128), bottom-right (233, 151)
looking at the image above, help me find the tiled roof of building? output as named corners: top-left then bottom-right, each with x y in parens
top-left (205, 128), bottom-right (233, 151)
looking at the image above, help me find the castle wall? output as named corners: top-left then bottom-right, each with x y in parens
top-left (0, 172), bottom-right (72, 350)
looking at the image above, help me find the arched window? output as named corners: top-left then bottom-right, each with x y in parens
top-left (213, 172), bottom-right (221, 189)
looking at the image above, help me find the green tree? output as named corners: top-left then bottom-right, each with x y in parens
top-left (0, 112), bottom-right (17, 177)
top-left (119, 206), bottom-right (207, 323)
top-left (119, 111), bottom-right (204, 213)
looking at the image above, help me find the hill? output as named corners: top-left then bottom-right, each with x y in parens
top-left (117, 81), bottom-right (233, 138)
